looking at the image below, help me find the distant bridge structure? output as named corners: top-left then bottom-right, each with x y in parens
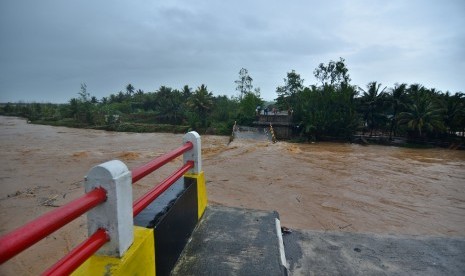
top-left (253, 113), bottom-right (293, 140)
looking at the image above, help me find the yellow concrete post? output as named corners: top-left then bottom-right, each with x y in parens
top-left (72, 227), bottom-right (155, 276)
top-left (185, 171), bottom-right (207, 219)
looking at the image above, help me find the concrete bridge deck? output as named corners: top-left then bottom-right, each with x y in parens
top-left (284, 229), bottom-right (465, 275)
top-left (171, 205), bottom-right (465, 275)
top-left (172, 205), bottom-right (288, 275)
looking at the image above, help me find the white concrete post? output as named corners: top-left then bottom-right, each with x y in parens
top-left (183, 131), bottom-right (202, 174)
top-left (85, 160), bottom-right (133, 257)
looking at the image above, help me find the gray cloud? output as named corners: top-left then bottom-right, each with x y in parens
top-left (0, 0), bottom-right (464, 103)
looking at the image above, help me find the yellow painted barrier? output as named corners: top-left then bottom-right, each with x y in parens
top-left (185, 171), bottom-right (207, 219)
top-left (72, 226), bottom-right (155, 276)
top-left (74, 173), bottom-right (207, 275)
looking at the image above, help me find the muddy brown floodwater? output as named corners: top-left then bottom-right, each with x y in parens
top-left (1, 116), bottom-right (465, 274)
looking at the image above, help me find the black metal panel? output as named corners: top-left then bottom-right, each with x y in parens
top-left (134, 177), bottom-right (198, 276)
top-left (134, 178), bottom-right (187, 228)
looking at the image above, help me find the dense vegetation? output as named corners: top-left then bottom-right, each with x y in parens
top-left (0, 80), bottom-right (262, 135)
top-left (1, 58), bottom-right (464, 145)
top-left (277, 58), bottom-right (465, 144)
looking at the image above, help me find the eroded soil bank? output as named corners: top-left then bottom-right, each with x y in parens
top-left (1, 116), bottom-right (464, 274)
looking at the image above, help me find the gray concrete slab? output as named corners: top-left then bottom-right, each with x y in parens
top-left (172, 205), bottom-right (287, 276)
top-left (283, 229), bottom-right (465, 276)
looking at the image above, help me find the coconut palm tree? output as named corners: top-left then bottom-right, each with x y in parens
top-left (181, 85), bottom-right (192, 100)
top-left (126, 84), bottom-right (135, 96)
top-left (388, 83), bottom-right (407, 139)
top-left (398, 93), bottom-right (444, 137)
top-left (187, 84), bottom-right (213, 127)
top-left (440, 92), bottom-right (465, 136)
top-left (154, 86), bottom-right (184, 124)
top-left (359, 81), bottom-right (388, 135)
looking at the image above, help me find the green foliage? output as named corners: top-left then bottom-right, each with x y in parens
top-left (126, 84), bottom-right (135, 96)
top-left (313, 57), bottom-right (351, 87)
top-left (387, 83), bottom-right (407, 139)
top-left (100, 122), bottom-right (189, 133)
top-left (208, 121), bottom-right (234, 135)
top-left (1, 59), bottom-right (463, 145)
top-left (398, 86), bottom-right (445, 137)
top-left (187, 84), bottom-right (214, 128)
top-left (296, 84), bottom-right (359, 140)
top-left (441, 92), bottom-right (465, 135)
top-left (211, 95), bottom-right (238, 123)
top-left (275, 70), bottom-right (304, 111)
top-left (358, 81), bottom-right (388, 135)
top-left (154, 86), bottom-right (184, 124)
top-left (235, 68), bottom-right (253, 100)
top-left (0, 102), bottom-right (63, 120)
top-left (287, 59), bottom-right (357, 140)
top-left (237, 92), bottom-right (263, 125)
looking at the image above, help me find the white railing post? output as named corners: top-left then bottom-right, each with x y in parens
top-left (85, 160), bottom-right (133, 257)
top-left (183, 131), bottom-right (202, 174)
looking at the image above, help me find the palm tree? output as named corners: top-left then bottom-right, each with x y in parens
top-left (398, 93), bottom-right (444, 137)
top-left (405, 84), bottom-right (425, 104)
top-left (155, 86), bottom-right (184, 124)
top-left (441, 92), bottom-right (465, 136)
top-left (182, 85), bottom-right (192, 100)
top-left (126, 84), bottom-right (135, 96)
top-left (359, 81), bottom-right (387, 136)
top-left (187, 84), bottom-right (213, 127)
top-left (388, 83), bottom-right (407, 140)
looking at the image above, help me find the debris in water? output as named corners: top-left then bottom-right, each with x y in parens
top-left (339, 224), bottom-right (352, 230)
top-left (281, 226), bottom-right (292, 234)
top-left (40, 195), bottom-right (59, 207)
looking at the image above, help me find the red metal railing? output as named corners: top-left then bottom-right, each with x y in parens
top-left (0, 140), bottom-right (195, 274)
top-left (42, 228), bottom-right (109, 276)
top-left (132, 142), bottom-right (193, 183)
top-left (133, 161), bottom-right (194, 217)
top-left (0, 187), bottom-right (107, 264)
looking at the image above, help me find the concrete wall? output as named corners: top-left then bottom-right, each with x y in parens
top-left (254, 115), bottom-right (293, 140)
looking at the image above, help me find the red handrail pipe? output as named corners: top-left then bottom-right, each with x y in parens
top-left (2, 133), bottom-right (199, 274)
top-left (0, 187), bottom-right (107, 264)
top-left (133, 161), bottom-right (194, 217)
top-left (42, 228), bottom-right (109, 276)
top-left (132, 142), bottom-right (193, 183)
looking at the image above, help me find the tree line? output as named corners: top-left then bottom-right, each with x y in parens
top-left (1, 58), bottom-right (464, 144)
top-left (0, 79), bottom-right (262, 135)
top-left (276, 58), bottom-right (464, 143)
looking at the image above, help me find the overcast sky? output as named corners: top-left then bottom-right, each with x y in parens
top-left (1, 0), bottom-right (464, 103)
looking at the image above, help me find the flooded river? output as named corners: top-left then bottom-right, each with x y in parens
top-left (1, 116), bottom-right (465, 274)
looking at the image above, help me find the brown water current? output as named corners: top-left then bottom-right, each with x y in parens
top-left (1, 116), bottom-right (464, 274)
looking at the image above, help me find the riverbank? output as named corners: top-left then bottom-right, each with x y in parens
top-left (1, 116), bottom-right (465, 274)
